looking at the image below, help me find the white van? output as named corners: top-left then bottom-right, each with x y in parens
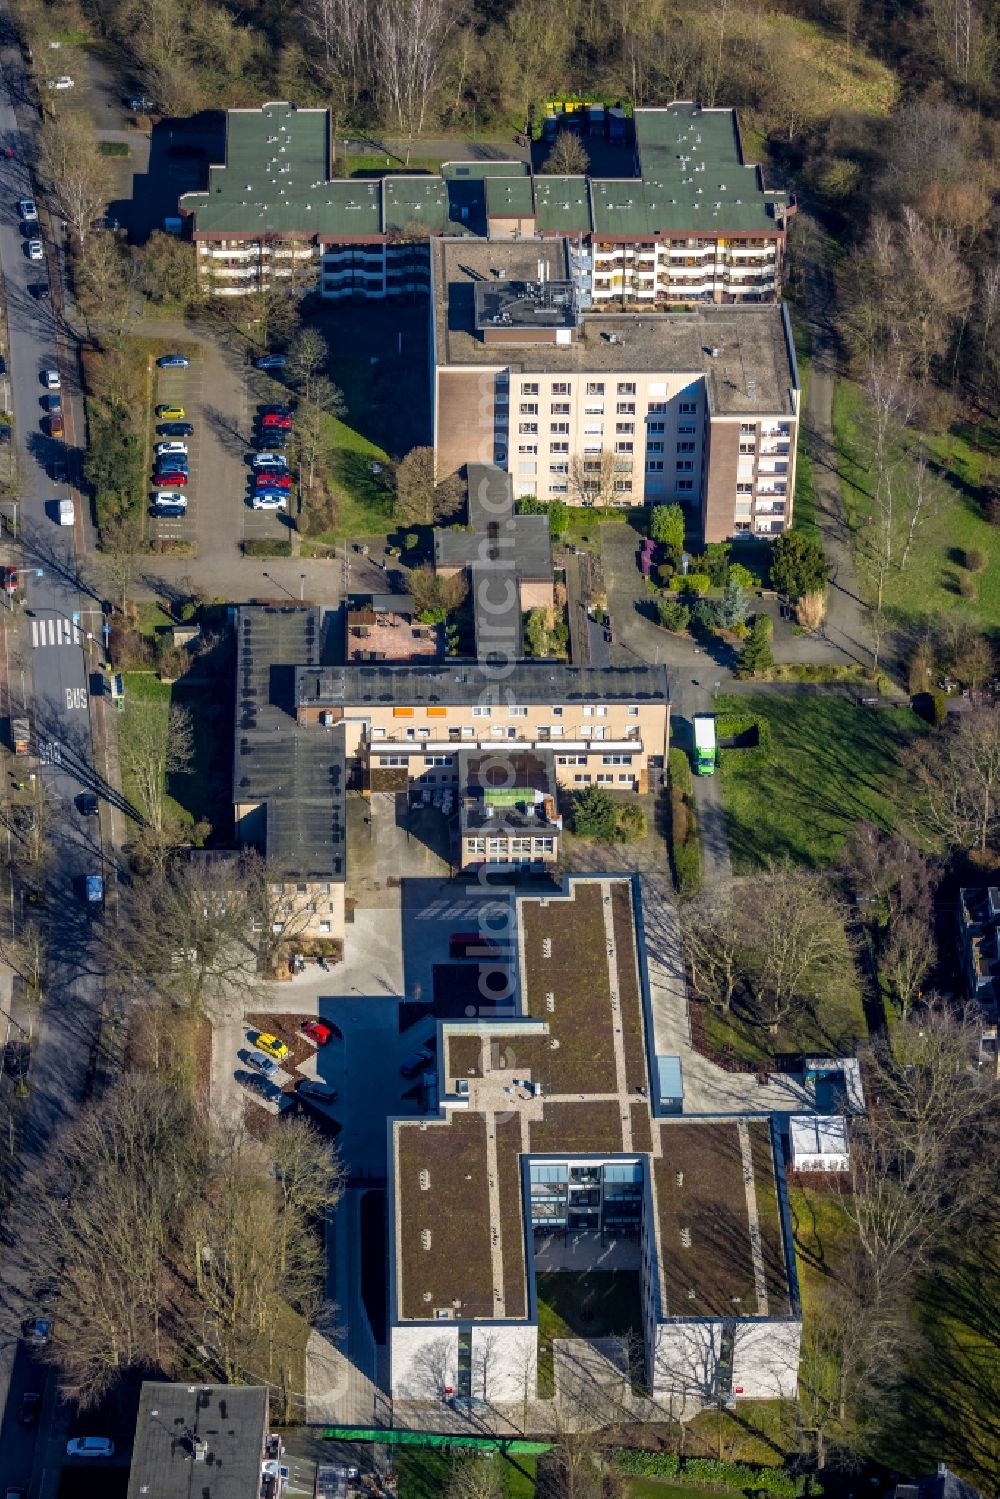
top-left (57, 498), bottom-right (74, 527)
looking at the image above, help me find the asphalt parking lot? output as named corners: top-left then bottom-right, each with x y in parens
top-left (149, 347), bottom-right (292, 557)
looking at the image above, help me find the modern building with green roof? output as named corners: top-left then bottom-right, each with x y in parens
top-left (181, 100), bottom-right (792, 305)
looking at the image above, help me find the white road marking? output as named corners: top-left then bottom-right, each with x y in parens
top-left (31, 617), bottom-right (80, 648)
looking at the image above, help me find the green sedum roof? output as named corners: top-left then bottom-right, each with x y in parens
top-left (182, 101), bottom-right (787, 243)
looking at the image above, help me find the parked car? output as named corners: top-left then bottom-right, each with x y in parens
top-left (157, 422), bottom-right (193, 437)
top-left (236, 1069), bottom-right (283, 1104)
top-left (28, 281), bottom-right (49, 300)
top-left (50, 455), bottom-right (67, 482)
top-left (48, 412), bottom-right (65, 438)
top-left (128, 95), bottom-right (155, 112)
top-left (253, 1032), bottom-right (289, 1062)
top-left (17, 197), bottom-right (38, 222)
top-left (243, 1049), bottom-right (279, 1079)
top-left (57, 498), bottom-right (74, 526)
top-left (75, 792), bottom-right (99, 817)
top-left (152, 493), bottom-right (188, 516)
top-left (254, 353), bottom-right (287, 370)
top-left (262, 404), bottom-right (294, 416)
top-left (155, 404), bottom-right (185, 419)
top-left (22, 1316), bottom-right (50, 1346)
top-left (26, 239), bottom-right (43, 261)
top-left (66, 1437), bottom-right (114, 1458)
top-left (157, 353), bottom-right (190, 368)
top-left (154, 471), bottom-right (187, 487)
top-left (43, 393), bottom-right (61, 413)
top-left (400, 1046), bottom-right (435, 1079)
top-left (251, 491), bottom-right (288, 510)
top-left (155, 440), bottom-right (187, 457)
top-left (297, 1079), bottom-right (338, 1104)
top-left (261, 412), bottom-right (292, 429)
top-left (17, 1392), bottom-right (41, 1425)
top-left (255, 471), bottom-right (291, 489)
top-left (252, 452), bottom-right (287, 470)
top-left (302, 1019), bottom-right (332, 1045)
top-left (41, 368), bottom-right (60, 390)
top-left (46, 75), bottom-right (74, 90)
top-left (155, 454), bottom-right (189, 470)
top-left (85, 874), bottom-right (104, 908)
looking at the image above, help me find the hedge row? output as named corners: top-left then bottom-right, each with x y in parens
top-left (667, 747), bottom-right (701, 897)
top-left (714, 713), bottom-right (773, 767)
top-left (614, 1448), bottom-right (810, 1497)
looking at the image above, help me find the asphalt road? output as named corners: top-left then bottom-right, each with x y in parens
top-left (0, 19), bottom-right (111, 1497)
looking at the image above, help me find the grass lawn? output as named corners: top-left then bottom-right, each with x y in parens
top-left (134, 601), bottom-right (174, 637)
top-left (700, 919), bottom-right (866, 1064)
top-left (536, 1270), bottom-right (643, 1397)
top-left (120, 670), bottom-right (232, 836)
top-left (788, 1186), bottom-right (1000, 1493)
top-left (833, 378), bottom-right (1000, 630)
top-left (716, 693), bottom-right (926, 870)
top-left (323, 412), bottom-right (395, 539)
top-left (398, 1451), bottom-right (536, 1499)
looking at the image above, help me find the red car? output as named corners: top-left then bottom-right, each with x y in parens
top-left (155, 471), bottom-right (187, 487)
top-left (302, 1019), bottom-right (332, 1046)
top-left (256, 472), bottom-right (292, 489)
top-left (261, 413), bottom-right (292, 429)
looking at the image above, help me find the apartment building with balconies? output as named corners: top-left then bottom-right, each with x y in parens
top-left (294, 660), bottom-right (670, 796)
top-left (431, 238), bottom-right (799, 540)
top-left (180, 102), bottom-right (791, 306)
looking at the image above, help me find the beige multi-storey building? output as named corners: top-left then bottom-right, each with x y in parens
top-left (180, 101), bottom-right (792, 307)
top-left (295, 660), bottom-right (670, 797)
top-left (432, 238), bottom-right (799, 540)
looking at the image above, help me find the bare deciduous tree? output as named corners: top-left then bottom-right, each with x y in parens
top-left (120, 701), bottom-right (194, 834)
top-left (906, 704), bottom-right (1000, 851)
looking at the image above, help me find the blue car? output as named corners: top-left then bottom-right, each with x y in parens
top-left (157, 354), bottom-right (190, 368)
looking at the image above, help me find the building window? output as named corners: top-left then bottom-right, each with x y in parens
top-left (617, 773), bottom-right (633, 783)
top-left (677, 478), bottom-right (694, 491)
top-left (677, 423), bottom-right (696, 434)
top-left (615, 422), bottom-right (635, 435)
top-left (522, 382), bottom-right (539, 396)
top-left (614, 441), bottom-right (634, 454)
top-left (510, 837), bottom-right (532, 854)
top-left (583, 705), bottom-right (607, 717)
top-left (647, 441), bottom-right (664, 454)
top-left (647, 421), bottom-right (665, 434)
top-left (508, 706), bottom-right (528, 717)
top-left (647, 401), bottom-right (667, 414)
top-left (468, 838), bottom-right (486, 854)
top-left (557, 755), bottom-right (587, 765)
top-left (549, 482), bottom-right (568, 493)
top-left (614, 479), bottom-right (632, 492)
top-left (517, 461), bottom-right (536, 477)
top-left (550, 421), bottom-right (569, 435)
top-left (573, 774), bottom-right (592, 784)
top-left (677, 441), bottom-right (695, 453)
top-left (586, 382), bottom-right (605, 396)
top-left (597, 773), bottom-right (614, 784)
top-left (736, 482), bottom-right (753, 494)
top-left (739, 442), bottom-right (756, 455)
top-left (616, 402), bottom-right (636, 416)
top-left (551, 381), bottom-right (570, 395)
top-left (550, 441), bottom-right (569, 454)
top-left (518, 422), bottom-right (538, 435)
top-left (379, 755), bottom-right (406, 766)
top-left (679, 401), bottom-right (696, 413)
top-left (518, 443), bottom-right (538, 455)
top-left (647, 459), bottom-right (664, 472)
top-left (370, 726), bottom-right (386, 739)
top-left (550, 402), bottom-right (570, 415)
top-left (472, 706), bottom-right (491, 718)
top-left (602, 754), bottom-right (633, 765)
top-left (676, 459), bottom-right (693, 471)
top-left (617, 382), bottom-right (636, 395)
top-left (550, 461), bottom-right (569, 475)
top-left (534, 837), bottom-right (554, 853)
top-left (519, 402), bottom-right (538, 415)
top-left (740, 422), bottom-right (756, 434)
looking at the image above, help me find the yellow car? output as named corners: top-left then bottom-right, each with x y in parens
top-left (254, 1032), bottom-right (289, 1062)
top-left (156, 404), bottom-right (186, 420)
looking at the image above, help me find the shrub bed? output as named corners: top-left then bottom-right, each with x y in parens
top-left (614, 1449), bottom-right (810, 1497)
top-left (714, 713), bottom-right (773, 767)
top-left (667, 747), bottom-right (701, 896)
top-left (243, 539), bottom-right (293, 558)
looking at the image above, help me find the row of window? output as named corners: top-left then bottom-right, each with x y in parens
top-left (518, 383), bottom-right (698, 415)
top-left (466, 836), bottom-right (555, 855)
top-left (386, 704), bottom-right (637, 718)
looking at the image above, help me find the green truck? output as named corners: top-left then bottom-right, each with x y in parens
top-left (693, 713), bottom-right (717, 775)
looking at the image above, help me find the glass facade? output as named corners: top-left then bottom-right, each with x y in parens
top-left (529, 1159), bottom-right (644, 1239)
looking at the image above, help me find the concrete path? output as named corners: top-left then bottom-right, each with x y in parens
top-left (797, 218), bottom-right (874, 669)
top-left (691, 767), bottom-right (732, 888)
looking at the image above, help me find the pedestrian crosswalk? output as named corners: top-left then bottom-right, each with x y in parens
top-left (31, 616), bottom-right (81, 649)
